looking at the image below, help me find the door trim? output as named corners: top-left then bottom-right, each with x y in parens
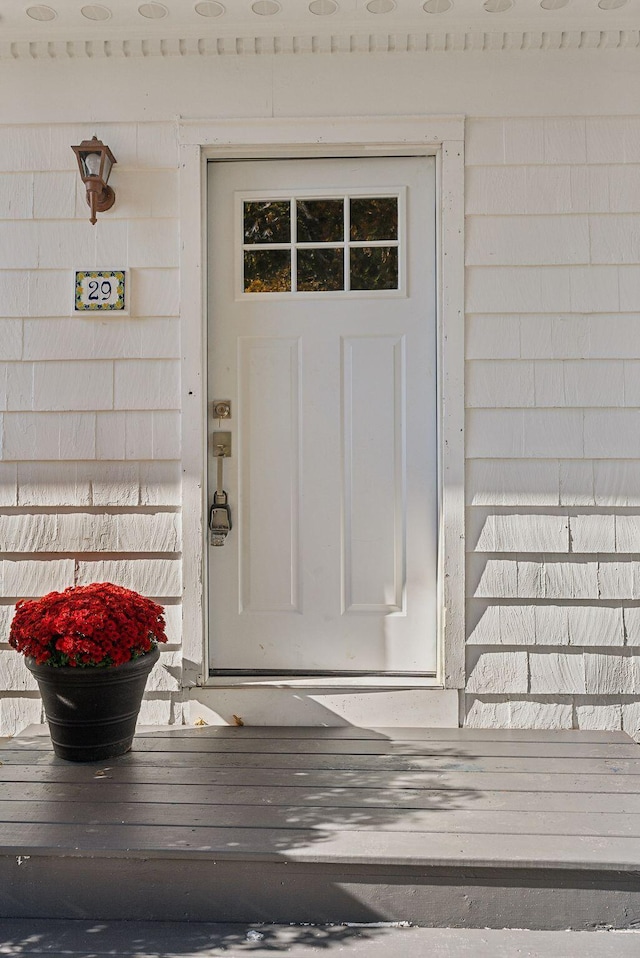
top-left (178, 116), bottom-right (465, 693)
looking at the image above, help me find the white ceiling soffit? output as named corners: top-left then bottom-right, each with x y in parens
top-left (1, 0), bottom-right (639, 56)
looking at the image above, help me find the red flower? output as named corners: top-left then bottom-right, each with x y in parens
top-left (9, 583), bottom-right (167, 669)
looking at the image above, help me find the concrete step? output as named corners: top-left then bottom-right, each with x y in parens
top-left (0, 921), bottom-right (638, 957)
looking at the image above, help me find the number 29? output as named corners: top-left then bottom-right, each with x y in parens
top-left (87, 279), bottom-right (113, 302)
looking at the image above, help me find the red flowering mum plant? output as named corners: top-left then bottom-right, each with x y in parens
top-left (9, 582), bottom-right (167, 669)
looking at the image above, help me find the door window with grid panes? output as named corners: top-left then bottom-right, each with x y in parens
top-left (240, 192), bottom-right (404, 296)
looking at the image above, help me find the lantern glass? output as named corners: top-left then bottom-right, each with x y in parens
top-left (83, 152), bottom-right (103, 178)
top-left (102, 152), bottom-right (113, 182)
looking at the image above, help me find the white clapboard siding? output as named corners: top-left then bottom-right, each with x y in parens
top-left (0, 121), bottom-right (183, 737)
top-left (465, 116), bottom-right (640, 733)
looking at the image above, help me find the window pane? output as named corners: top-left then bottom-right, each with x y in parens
top-left (350, 197), bottom-right (398, 242)
top-left (244, 250), bottom-right (291, 292)
top-left (244, 201), bottom-right (290, 244)
top-left (350, 247), bottom-right (398, 291)
top-left (297, 248), bottom-right (344, 291)
top-left (296, 199), bottom-right (344, 243)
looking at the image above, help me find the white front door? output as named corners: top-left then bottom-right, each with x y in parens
top-left (207, 156), bottom-right (437, 677)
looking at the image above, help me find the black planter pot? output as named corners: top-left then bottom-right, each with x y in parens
top-left (25, 647), bottom-right (160, 762)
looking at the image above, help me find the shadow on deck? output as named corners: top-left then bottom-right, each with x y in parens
top-left (0, 725), bottom-right (639, 932)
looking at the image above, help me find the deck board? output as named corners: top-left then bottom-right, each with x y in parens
top-left (2, 747), bottom-right (636, 775)
top-left (2, 800), bottom-right (640, 838)
top-left (3, 820), bottom-right (640, 868)
top-left (2, 781), bottom-right (639, 812)
top-left (10, 733), bottom-right (640, 757)
top-left (126, 725), bottom-right (631, 744)
top-left (2, 763), bottom-right (640, 792)
top-left (36, 736), bottom-right (640, 757)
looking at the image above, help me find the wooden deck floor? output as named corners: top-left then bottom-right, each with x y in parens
top-left (0, 725), bottom-right (639, 929)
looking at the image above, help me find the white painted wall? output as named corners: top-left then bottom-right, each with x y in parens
top-left (0, 45), bottom-right (639, 736)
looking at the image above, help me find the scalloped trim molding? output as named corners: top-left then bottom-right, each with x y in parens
top-left (1, 29), bottom-right (639, 59)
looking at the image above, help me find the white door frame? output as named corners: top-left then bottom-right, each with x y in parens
top-left (178, 115), bottom-right (465, 696)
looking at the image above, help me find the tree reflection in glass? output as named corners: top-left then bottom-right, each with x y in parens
top-left (351, 247), bottom-right (398, 291)
top-left (298, 249), bottom-right (344, 292)
top-left (350, 197), bottom-right (398, 242)
top-left (244, 201), bottom-right (290, 244)
top-left (242, 196), bottom-right (399, 292)
top-left (297, 199), bottom-right (344, 244)
top-left (244, 250), bottom-right (291, 293)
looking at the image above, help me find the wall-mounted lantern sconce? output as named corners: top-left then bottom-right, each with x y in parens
top-left (71, 136), bottom-right (117, 225)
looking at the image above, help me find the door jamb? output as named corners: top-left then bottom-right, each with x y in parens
top-left (178, 116), bottom-right (465, 693)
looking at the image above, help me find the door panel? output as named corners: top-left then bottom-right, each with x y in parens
top-left (343, 334), bottom-right (405, 614)
top-left (239, 336), bottom-right (301, 614)
top-left (207, 156), bottom-right (437, 675)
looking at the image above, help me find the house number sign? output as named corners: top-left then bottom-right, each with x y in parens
top-left (75, 270), bottom-right (126, 311)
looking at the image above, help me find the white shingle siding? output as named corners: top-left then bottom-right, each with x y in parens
top-left (569, 607), bottom-right (624, 647)
top-left (466, 116), bottom-right (640, 736)
top-left (0, 512), bottom-right (180, 554)
top-left (509, 700), bottom-right (574, 730)
top-left (623, 702), bottom-right (640, 738)
top-left (584, 653), bottom-right (637, 696)
top-left (0, 122), bottom-right (182, 735)
top-left (1, 558), bottom-right (75, 597)
top-left (468, 512), bottom-right (570, 553)
top-left (466, 650), bottom-right (529, 694)
top-left (75, 559), bottom-right (182, 597)
top-left (23, 317), bottom-right (179, 361)
top-left (0, 650), bottom-right (39, 692)
top-left (0, 697), bottom-right (43, 736)
top-left (575, 702), bottom-right (622, 731)
top-left (569, 515), bottom-right (616, 554)
top-left (466, 460), bottom-right (559, 506)
top-left (529, 652), bottom-right (586, 695)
